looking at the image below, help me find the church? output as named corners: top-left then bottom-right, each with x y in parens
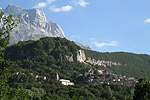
top-left (56, 73), bottom-right (74, 86)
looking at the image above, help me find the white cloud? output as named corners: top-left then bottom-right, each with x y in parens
top-left (33, 2), bottom-right (47, 8)
top-left (49, 5), bottom-right (73, 12)
top-left (33, 0), bottom-right (56, 8)
top-left (46, 0), bottom-right (56, 4)
top-left (91, 41), bottom-right (118, 48)
top-left (144, 18), bottom-right (150, 23)
top-left (74, 0), bottom-right (89, 7)
top-left (89, 38), bottom-right (96, 41)
top-left (70, 35), bottom-right (80, 38)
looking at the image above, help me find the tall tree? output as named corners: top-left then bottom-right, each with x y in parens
top-left (0, 12), bottom-right (28, 100)
top-left (0, 12), bottom-right (20, 57)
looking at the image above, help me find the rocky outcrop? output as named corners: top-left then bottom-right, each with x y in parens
top-left (59, 53), bottom-right (74, 62)
top-left (64, 55), bottom-right (74, 62)
top-left (86, 58), bottom-right (121, 67)
top-left (76, 50), bottom-right (86, 62)
top-left (59, 50), bottom-right (86, 62)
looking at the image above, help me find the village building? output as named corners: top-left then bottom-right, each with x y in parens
top-left (56, 73), bottom-right (74, 86)
top-left (16, 72), bottom-right (19, 75)
top-left (43, 77), bottom-right (46, 80)
top-left (59, 79), bottom-right (74, 85)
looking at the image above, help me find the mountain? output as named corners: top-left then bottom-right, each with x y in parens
top-left (1, 4), bottom-right (65, 45)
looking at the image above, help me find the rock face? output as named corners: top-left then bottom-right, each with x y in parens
top-left (59, 50), bottom-right (86, 62)
top-left (76, 50), bottom-right (86, 62)
top-left (86, 58), bottom-right (121, 67)
top-left (59, 53), bottom-right (74, 62)
top-left (0, 4), bottom-right (65, 45)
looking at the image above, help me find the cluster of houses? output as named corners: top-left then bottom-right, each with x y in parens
top-left (83, 69), bottom-right (138, 86)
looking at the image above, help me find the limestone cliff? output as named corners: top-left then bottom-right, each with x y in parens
top-left (76, 50), bottom-right (86, 62)
top-left (59, 50), bottom-right (86, 62)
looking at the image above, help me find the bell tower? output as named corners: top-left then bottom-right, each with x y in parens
top-left (56, 72), bottom-right (59, 81)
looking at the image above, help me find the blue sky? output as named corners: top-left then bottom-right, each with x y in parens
top-left (1, 0), bottom-right (150, 54)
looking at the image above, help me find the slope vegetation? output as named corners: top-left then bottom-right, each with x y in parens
top-left (85, 50), bottom-right (150, 78)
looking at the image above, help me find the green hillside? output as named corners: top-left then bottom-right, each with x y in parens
top-left (3, 37), bottom-right (137, 99)
top-left (5, 37), bottom-right (150, 80)
top-left (5, 37), bottom-right (86, 82)
top-left (84, 50), bottom-right (150, 78)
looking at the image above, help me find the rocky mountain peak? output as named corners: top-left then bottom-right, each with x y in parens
top-left (5, 4), bottom-right (24, 15)
top-left (1, 4), bottom-right (66, 45)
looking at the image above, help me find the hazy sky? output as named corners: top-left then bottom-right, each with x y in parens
top-left (1, 0), bottom-right (150, 54)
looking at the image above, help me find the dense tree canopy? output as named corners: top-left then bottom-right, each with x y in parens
top-left (133, 77), bottom-right (150, 100)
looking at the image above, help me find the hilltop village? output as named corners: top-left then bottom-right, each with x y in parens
top-left (82, 69), bottom-right (138, 86)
